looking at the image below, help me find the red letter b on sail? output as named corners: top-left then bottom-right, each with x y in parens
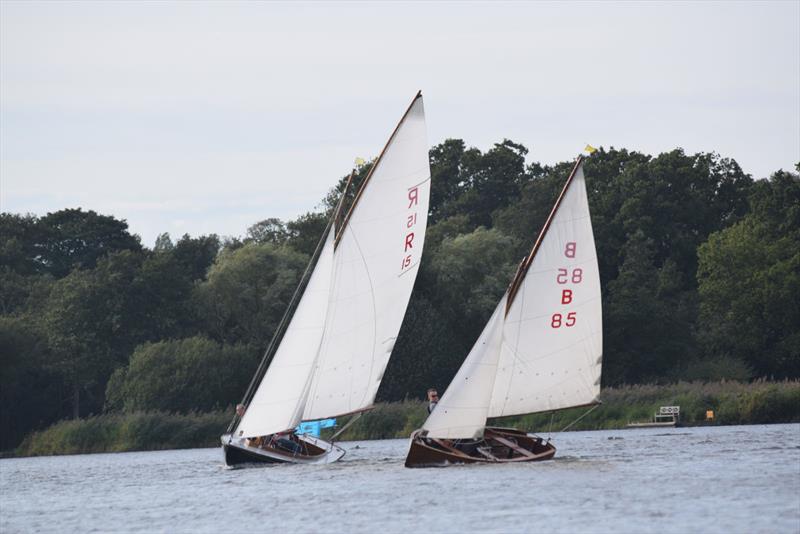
top-left (561, 289), bottom-right (573, 305)
top-left (564, 242), bottom-right (576, 258)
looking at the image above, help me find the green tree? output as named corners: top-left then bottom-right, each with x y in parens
top-left (153, 233), bottom-right (174, 252)
top-left (0, 316), bottom-right (64, 450)
top-left (106, 337), bottom-right (257, 413)
top-left (603, 231), bottom-right (696, 385)
top-left (283, 212), bottom-right (328, 257)
top-left (0, 213), bottom-right (48, 275)
top-left (193, 243), bottom-right (308, 347)
top-left (428, 139), bottom-right (468, 224)
top-left (429, 227), bottom-right (519, 330)
top-left (171, 233), bottom-right (220, 282)
top-left (445, 140), bottom-right (530, 228)
top-left (697, 169), bottom-right (800, 378)
top-left (38, 208), bottom-right (142, 277)
top-left (246, 218), bottom-right (289, 245)
top-left (40, 251), bottom-right (155, 417)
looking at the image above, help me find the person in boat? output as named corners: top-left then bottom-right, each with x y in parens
top-left (269, 431), bottom-right (303, 454)
top-left (245, 436), bottom-right (265, 448)
top-left (427, 388), bottom-right (439, 414)
top-left (235, 404), bottom-right (246, 417)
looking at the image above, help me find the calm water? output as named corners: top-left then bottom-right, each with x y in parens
top-left (1, 424), bottom-right (799, 533)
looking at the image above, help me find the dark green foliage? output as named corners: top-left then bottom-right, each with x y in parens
top-left (284, 212), bottom-right (328, 256)
top-left (193, 243), bottom-right (308, 348)
top-left (38, 208), bottom-right (142, 278)
top-left (0, 213), bottom-right (49, 275)
top-left (171, 233), bottom-right (221, 282)
top-left (0, 316), bottom-right (64, 450)
top-left (108, 337), bottom-right (257, 413)
top-left (697, 169), bottom-right (800, 378)
top-left (1, 142), bottom-right (797, 452)
top-left (603, 232), bottom-right (697, 385)
top-left (246, 218), bottom-right (290, 245)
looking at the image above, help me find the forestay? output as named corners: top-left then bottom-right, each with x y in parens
top-left (236, 231), bottom-right (335, 438)
top-left (302, 95), bottom-right (431, 421)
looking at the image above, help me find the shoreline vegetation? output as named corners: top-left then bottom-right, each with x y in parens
top-left (12, 380), bottom-right (799, 458)
top-left (3, 148), bottom-right (798, 453)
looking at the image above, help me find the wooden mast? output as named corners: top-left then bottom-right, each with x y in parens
top-left (334, 90), bottom-right (423, 249)
top-left (505, 155), bottom-right (585, 314)
top-left (334, 169), bottom-right (356, 241)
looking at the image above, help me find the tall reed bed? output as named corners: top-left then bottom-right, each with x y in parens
top-left (16, 411), bottom-right (229, 457)
top-left (15, 380), bottom-right (800, 457)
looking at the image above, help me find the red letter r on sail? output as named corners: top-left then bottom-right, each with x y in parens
top-left (408, 187), bottom-right (419, 208)
top-left (405, 232), bottom-right (415, 251)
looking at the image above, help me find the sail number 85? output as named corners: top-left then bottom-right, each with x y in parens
top-left (551, 312), bottom-right (576, 328)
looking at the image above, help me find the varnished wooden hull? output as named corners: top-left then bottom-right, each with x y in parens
top-left (221, 433), bottom-right (346, 467)
top-left (404, 426), bottom-right (556, 468)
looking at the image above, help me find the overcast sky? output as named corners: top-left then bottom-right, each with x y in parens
top-left (2, 1), bottom-right (798, 247)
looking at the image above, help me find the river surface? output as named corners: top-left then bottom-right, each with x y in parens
top-left (1, 424), bottom-right (798, 533)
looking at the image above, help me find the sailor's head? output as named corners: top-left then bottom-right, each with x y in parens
top-left (235, 404), bottom-right (246, 417)
top-left (427, 388), bottom-right (439, 402)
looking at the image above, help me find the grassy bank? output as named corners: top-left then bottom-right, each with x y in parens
top-left (16, 411), bottom-right (230, 457)
top-left (334, 379), bottom-right (800, 440)
top-left (14, 380), bottom-right (800, 457)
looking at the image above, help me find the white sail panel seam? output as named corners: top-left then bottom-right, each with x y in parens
top-left (341, 226), bottom-right (378, 413)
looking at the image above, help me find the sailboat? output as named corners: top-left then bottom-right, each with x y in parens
top-left (405, 156), bottom-right (601, 467)
top-left (222, 92), bottom-right (431, 466)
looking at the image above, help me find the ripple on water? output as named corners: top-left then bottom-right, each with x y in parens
top-left (1, 424), bottom-right (798, 534)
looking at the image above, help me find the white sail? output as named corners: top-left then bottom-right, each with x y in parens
top-left (489, 163), bottom-right (602, 417)
top-left (302, 95), bottom-right (431, 421)
top-left (422, 296), bottom-right (506, 439)
top-left (418, 158), bottom-right (601, 439)
top-left (236, 231), bottom-right (335, 438)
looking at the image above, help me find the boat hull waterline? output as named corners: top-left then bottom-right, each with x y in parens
top-left (221, 434), bottom-right (345, 466)
top-left (404, 427), bottom-right (556, 468)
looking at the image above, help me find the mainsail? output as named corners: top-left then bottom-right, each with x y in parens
top-left (235, 93), bottom-right (430, 438)
top-left (303, 94), bottom-right (431, 420)
top-left (422, 157), bottom-right (601, 439)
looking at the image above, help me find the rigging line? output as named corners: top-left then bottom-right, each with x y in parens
top-left (329, 412), bottom-right (364, 443)
top-left (556, 403), bottom-right (601, 435)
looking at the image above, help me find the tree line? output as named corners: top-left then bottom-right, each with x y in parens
top-left (1, 141), bottom-right (798, 450)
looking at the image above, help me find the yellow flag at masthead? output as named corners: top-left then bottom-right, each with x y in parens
top-left (584, 144), bottom-right (598, 154)
top-left (354, 157), bottom-right (366, 166)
